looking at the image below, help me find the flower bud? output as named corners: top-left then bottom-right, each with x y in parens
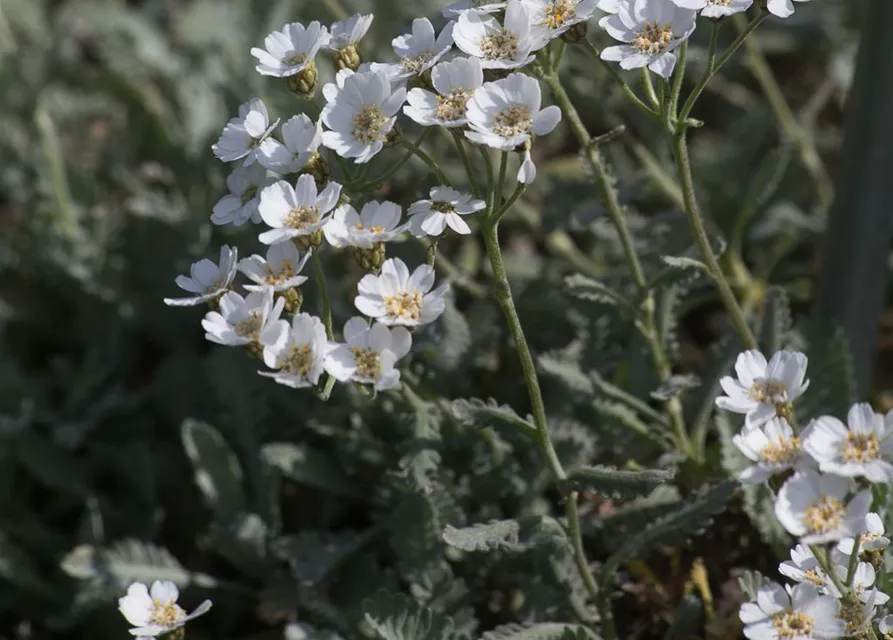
top-left (298, 229), bottom-right (324, 251)
top-left (350, 242), bottom-right (386, 273)
top-left (384, 125), bottom-right (401, 148)
top-left (561, 22), bottom-right (588, 43)
top-left (303, 151), bottom-right (330, 186)
top-left (279, 288), bottom-right (303, 314)
top-left (334, 45), bottom-right (362, 71)
top-left (287, 59), bottom-right (318, 97)
top-left (245, 342), bottom-right (264, 360)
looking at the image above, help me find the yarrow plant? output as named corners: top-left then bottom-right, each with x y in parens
top-left (156, 0), bottom-right (871, 639)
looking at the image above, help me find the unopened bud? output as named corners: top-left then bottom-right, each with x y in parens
top-left (334, 45), bottom-right (361, 71)
top-left (287, 60), bottom-right (318, 97)
top-left (298, 229), bottom-right (324, 251)
top-left (303, 152), bottom-right (330, 186)
top-left (245, 342), bottom-right (264, 360)
top-left (384, 125), bottom-right (401, 148)
top-left (279, 288), bottom-right (303, 314)
top-left (561, 22), bottom-right (588, 43)
top-left (350, 242), bottom-right (386, 272)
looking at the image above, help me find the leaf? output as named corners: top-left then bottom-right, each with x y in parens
top-left (600, 480), bottom-right (737, 582)
top-left (207, 513), bottom-right (273, 578)
top-left (651, 375), bottom-right (701, 401)
top-left (564, 274), bottom-right (631, 312)
top-left (686, 335), bottom-right (742, 453)
top-left (793, 319), bottom-right (855, 421)
top-left (538, 354), bottom-right (595, 396)
top-left (738, 570), bottom-right (769, 600)
top-left (450, 398), bottom-right (535, 435)
top-left (181, 419), bottom-right (245, 522)
top-left (480, 623), bottom-right (601, 640)
top-left (60, 539), bottom-right (190, 589)
top-left (565, 465), bottom-right (675, 500)
top-left (660, 256), bottom-right (708, 272)
top-left (443, 520), bottom-right (522, 552)
top-left (261, 442), bottom-right (363, 499)
top-left (759, 287), bottom-right (792, 355)
top-left (363, 590), bottom-right (460, 640)
top-left (592, 400), bottom-right (671, 448)
top-left (662, 595), bottom-right (703, 640)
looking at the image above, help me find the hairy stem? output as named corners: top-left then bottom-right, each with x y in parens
top-left (451, 131), bottom-right (481, 198)
top-left (400, 136), bottom-right (452, 186)
top-left (312, 252), bottom-right (333, 340)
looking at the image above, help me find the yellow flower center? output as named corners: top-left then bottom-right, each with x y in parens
top-left (492, 105), bottom-right (532, 139)
top-left (352, 346), bottom-right (382, 380)
top-left (543, 0), bottom-right (576, 29)
top-left (384, 290), bottom-right (423, 322)
top-left (804, 495), bottom-right (845, 535)
top-left (759, 437), bottom-right (800, 466)
top-left (234, 312), bottom-right (263, 339)
top-left (839, 601), bottom-right (867, 635)
top-left (707, 0), bottom-right (732, 5)
top-left (430, 201), bottom-right (456, 214)
top-left (354, 222), bottom-right (385, 233)
top-left (265, 259), bottom-right (295, 285)
top-left (749, 379), bottom-right (788, 403)
top-left (353, 104), bottom-right (389, 144)
top-left (436, 89), bottom-right (473, 122)
top-left (151, 600), bottom-right (186, 627)
top-left (841, 432), bottom-right (880, 463)
top-left (402, 52), bottom-right (433, 74)
top-left (479, 30), bottom-right (519, 60)
top-left (284, 205), bottom-right (320, 230)
top-left (279, 344), bottom-right (315, 377)
top-left (633, 21), bottom-right (673, 55)
top-left (803, 568), bottom-right (826, 587)
top-left (284, 52), bottom-right (308, 67)
top-left (772, 611), bottom-right (814, 640)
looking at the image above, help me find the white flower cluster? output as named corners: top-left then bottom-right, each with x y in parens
top-left (717, 349), bottom-right (893, 639)
top-left (118, 580), bottom-right (211, 639)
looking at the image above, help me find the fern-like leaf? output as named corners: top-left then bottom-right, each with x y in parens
top-left (451, 398), bottom-right (535, 435)
top-left (363, 590), bottom-right (461, 640)
top-left (61, 539), bottom-right (190, 589)
top-left (565, 465), bottom-right (674, 500)
top-left (480, 623), bottom-right (601, 640)
top-left (181, 419), bottom-right (245, 522)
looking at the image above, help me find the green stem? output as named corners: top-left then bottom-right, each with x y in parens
top-left (846, 535), bottom-right (861, 587)
top-left (358, 130), bottom-right (432, 191)
top-left (641, 68), bottom-right (660, 110)
top-left (451, 132), bottom-right (482, 198)
top-left (671, 132), bottom-right (757, 350)
top-left (493, 182), bottom-right (527, 223)
top-left (811, 545), bottom-right (848, 597)
top-left (312, 252), bottom-right (334, 340)
top-left (581, 39), bottom-right (657, 116)
top-left (495, 151), bottom-right (508, 212)
top-left (670, 40), bottom-right (688, 115)
top-left (400, 137), bottom-right (452, 186)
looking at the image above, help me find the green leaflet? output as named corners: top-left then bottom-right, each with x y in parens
top-left (181, 419), bottom-right (246, 522)
top-left (363, 590), bottom-right (462, 640)
top-left (442, 516), bottom-right (564, 553)
top-left (450, 397), bottom-right (536, 435)
top-left (479, 623), bottom-right (602, 640)
top-left (564, 465), bottom-right (675, 500)
top-left (60, 539), bottom-right (190, 589)
top-left (564, 273), bottom-right (633, 314)
top-left (261, 442), bottom-right (363, 499)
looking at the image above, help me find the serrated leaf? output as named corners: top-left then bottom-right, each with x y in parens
top-left (592, 400), bottom-right (671, 448)
top-left (442, 516), bottom-right (566, 554)
top-left (651, 374), bottom-right (701, 401)
top-left (480, 623), bottom-right (601, 640)
top-left (564, 274), bottom-right (631, 312)
top-left (60, 539), bottom-right (190, 589)
top-left (262, 443), bottom-right (363, 499)
top-left (565, 465), bottom-right (674, 499)
top-left (450, 398), bottom-right (535, 435)
top-left (738, 570), bottom-right (769, 601)
top-left (759, 287), bottom-right (792, 355)
top-left (538, 354), bottom-right (595, 396)
top-left (181, 419), bottom-right (245, 522)
top-left (363, 590), bottom-right (460, 640)
top-left (660, 256), bottom-right (708, 272)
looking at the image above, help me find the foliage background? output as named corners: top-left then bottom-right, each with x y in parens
top-left (0, 0), bottom-right (883, 638)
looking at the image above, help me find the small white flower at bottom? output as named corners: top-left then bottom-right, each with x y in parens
top-left (212, 164), bottom-right (275, 226)
top-left (732, 417), bottom-right (814, 484)
top-left (739, 582), bottom-right (844, 640)
top-left (803, 403), bottom-right (893, 483)
top-left (409, 186), bottom-right (485, 237)
top-left (118, 580), bottom-right (211, 638)
top-left (774, 470), bottom-right (872, 544)
top-left (669, 0), bottom-right (752, 18)
top-left (355, 258), bottom-right (449, 326)
top-left (164, 246), bottom-right (238, 307)
top-left (767, 0), bottom-right (811, 18)
top-left (326, 317), bottom-right (412, 390)
top-left (324, 201), bottom-right (409, 249)
top-left (260, 313), bottom-right (330, 388)
top-left (212, 98), bottom-right (279, 166)
top-left (599, 0), bottom-right (697, 79)
top-left (257, 175), bottom-right (342, 245)
top-left (258, 115), bottom-right (323, 175)
top-left (202, 288), bottom-right (285, 347)
top-left (239, 243), bottom-right (311, 293)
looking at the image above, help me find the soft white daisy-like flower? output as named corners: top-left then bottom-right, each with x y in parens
top-left (879, 615), bottom-right (893, 637)
top-left (377, 18), bottom-right (455, 80)
top-left (251, 22), bottom-right (329, 78)
top-left (803, 403), bottom-right (893, 483)
top-left (715, 349), bottom-right (810, 430)
top-left (257, 174), bottom-right (342, 245)
top-left (325, 14), bottom-right (374, 53)
top-left (465, 72), bottom-right (562, 184)
top-left (212, 98), bottom-right (279, 166)
top-left (164, 246), bottom-right (238, 307)
top-left (258, 115), bottom-right (323, 175)
top-left (444, 0), bottom-right (507, 16)
top-left (260, 313), bottom-right (329, 388)
top-left (779, 544), bottom-right (834, 594)
top-left (404, 56), bottom-right (484, 128)
top-left (212, 164), bottom-right (275, 227)
top-left (837, 590), bottom-right (879, 638)
top-left (599, 0), bottom-right (697, 79)
top-left (238, 243), bottom-right (311, 293)
top-left (454, 0), bottom-right (545, 69)
top-left (767, 0), bottom-right (811, 18)
top-left (732, 417), bottom-right (814, 484)
top-left (323, 201), bottom-right (408, 249)
top-left (669, 0), bottom-right (752, 17)
top-left (118, 581), bottom-right (212, 638)
top-left (739, 582), bottom-right (844, 640)
top-left (837, 512), bottom-right (890, 558)
top-left (355, 258), bottom-right (449, 326)
top-left (775, 470), bottom-right (872, 544)
top-left (830, 562), bottom-right (889, 605)
top-left (325, 317), bottom-right (412, 390)
top-left (202, 288), bottom-right (285, 347)
top-left (521, 0), bottom-right (599, 41)
top-left (320, 68), bottom-right (406, 164)
top-left (409, 186), bottom-right (485, 237)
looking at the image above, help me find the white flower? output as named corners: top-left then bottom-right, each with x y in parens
top-left (732, 417), bottom-right (814, 484)
top-left (251, 21), bottom-right (329, 78)
top-left (739, 582), bottom-right (844, 640)
top-left (260, 313), bottom-right (329, 388)
top-left (355, 258), bottom-right (449, 326)
top-left (378, 18), bottom-right (455, 80)
top-left (258, 115), bottom-right (323, 174)
top-left (830, 562), bottom-right (889, 605)
top-left (715, 349), bottom-right (810, 430)
top-left (118, 581), bottom-right (212, 638)
top-left (325, 317), bottom-right (412, 390)
top-left (404, 56), bottom-right (484, 128)
top-left (465, 72), bottom-right (562, 184)
top-left (257, 175), bottom-right (342, 245)
top-left (837, 512), bottom-right (890, 557)
top-left (521, 0), bottom-right (599, 41)
top-left (838, 591), bottom-right (879, 637)
top-left (767, 0), bottom-right (811, 18)
top-left (212, 164), bottom-right (274, 226)
top-left (454, 0), bottom-right (545, 69)
top-left (599, 0), bottom-right (697, 79)
top-left (320, 68), bottom-right (406, 164)
top-left (164, 246), bottom-right (238, 307)
top-left (779, 544), bottom-right (834, 594)
top-left (775, 470), bottom-right (872, 544)
top-left (879, 615), bottom-right (893, 637)
top-left (323, 201), bottom-right (408, 248)
top-left (669, 0), bottom-right (752, 18)
top-left (325, 14), bottom-right (374, 52)
top-left (238, 243), bottom-right (311, 293)
top-left (212, 98), bottom-right (279, 166)
top-left (597, 0), bottom-right (619, 11)
top-left (202, 288), bottom-right (285, 347)
top-left (803, 403), bottom-right (893, 483)
top-left (409, 186), bottom-right (485, 237)
top-left (443, 0), bottom-right (507, 17)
